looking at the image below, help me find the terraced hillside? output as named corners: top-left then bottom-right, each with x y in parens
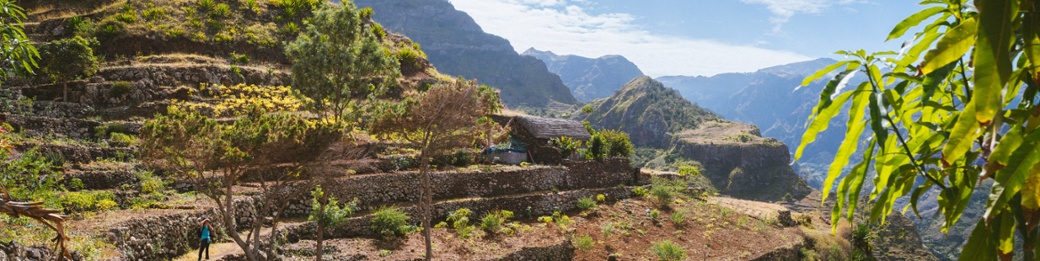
top-left (0, 1), bottom-right (936, 260)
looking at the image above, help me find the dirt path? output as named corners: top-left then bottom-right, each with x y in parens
top-left (171, 221), bottom-right (307, 261)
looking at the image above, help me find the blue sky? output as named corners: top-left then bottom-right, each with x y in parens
top-left (449, 0), bottom-right (923, 77)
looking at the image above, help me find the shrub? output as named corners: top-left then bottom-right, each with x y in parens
top-left (599, 129), bottom-right (634, 158)
top-left (229, 52), bottom-right (250, 65)
top-left (600, 222), bottom-right (614, 236)
top-left (651, 240), bottom-right (686, 261)
top-left (447, 208), bottom-right (474, 238)
top-left (212, 3), bottom-right (231, 17)
top-left (136, 171), bottom-right (164, 195)
top-left (359, 7), bottom-right (374, 19)
top-left (649, 186), bottom-right (673, 208)
top-left (677, 165), bottom-right (700, 177)
top-left (633, 186), bottom-right (649, 197)
top-left (670, 210), bottom-right (687, 226)
top-left (397, 46), bottom-right (421, 68)
top-left (1, 148), bottom-right (62, 200)
top-left (96, 19), bottom-right (125, 38)
top-left (67, 16), bottom-right (95, 37)
top-left (371, 206), bottom-right (413, 237)
top-left (596, 194), bottom-right (606, 202)
top-left (649, 209), bottom-right (661, 221)
top-left (581, 104), bottom-right (593, 114)
top-left (577, 196), bottom-right (597, 211)
top-left (109, 132), bottom-right (137, 147)
top-left (550, 136), bottom-right (583, 159)
top-left (60, 190), bottom-right (116, 213)
top-left (573, 234), bottom-right (594, 252)
top-left (110, 81), bottom-right (132, 97)
top-left (586, 134), bottom-right (605, 161)
top-left (197, 0), bottom-right (215, 11)
top-left (142, 7), bottom-right (167, 21)
top-left (479, 210), bottom-right (514, 234)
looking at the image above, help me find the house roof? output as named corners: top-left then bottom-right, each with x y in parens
top-left (513, 115), bottom-right (591, 140)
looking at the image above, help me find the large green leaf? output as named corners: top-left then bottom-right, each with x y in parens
top-left (801, 60), bottom-right (853, 86)
top-left (843, 140), bottom-right (875, 223)
top-left (985, 129), bottom-right (1040, 219)
top-left (821, 83), bottom-right (871, 204)
top-left (795, 91), bottom-right (854, 162)
top-left (959, 219), bottom-right (998, 261)
top-left (973, 0), bottom-right (1018, 124)
top-left (817, 69), bottom-right (858, 114)
top-left (920, 17), bottom-right (976, 75)
top-left (941, 100), bottom-right (981, 166)
top-left (888, 6), bottom-right (947, 41)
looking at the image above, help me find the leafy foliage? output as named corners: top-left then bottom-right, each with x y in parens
top-left (650, 240), bottom-right (686, 261)
top-left (309, 185), bottom-right (357, 229)
top-left (0, 0), bottom-right (38, 81)
top-left (371, 206), bottom-right (414, 238)
top-left (285, 2), bottom-right (399, 124)
top-left (36, 36), bottom-right (98, 83)
top-left (796, 1), bottom-right (1040, 259)
top-left (577, 196), bottom-right (597, 210)
top-left (550, 136), bottom-right (582, 159)
top-left (479, 210), bottom-right (514, 234)
top-left (446, 208), bottom-right (474, 238)
top-left (573, 234), bottom-right (594, 252)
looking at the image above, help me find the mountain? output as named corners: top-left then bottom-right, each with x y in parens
top-left (657, 58), bottom-right (851, 189)
top-left (523, 48), bottom-right (644, 102)
top-left (574, 76), bottom-right (811, 201)
top-left (352, 0), bottom-right (577, 109)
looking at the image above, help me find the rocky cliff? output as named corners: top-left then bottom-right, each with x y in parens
top-left (574, 76), bottom-right (810, 201)
top-left (523, 48), bottom-right (644, 102)
top-left (657, 58), bottom-right (852, 189)
top-left (352, 0), bottom-right (578, 109)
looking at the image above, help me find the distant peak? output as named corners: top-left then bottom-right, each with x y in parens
top-left (522, 47), bottom-right (555, 57)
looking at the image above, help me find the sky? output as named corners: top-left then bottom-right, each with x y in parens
top-left (448, 0), bottom-right (924, 77)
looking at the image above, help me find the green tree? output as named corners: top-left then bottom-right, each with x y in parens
top-left (309, 185), bottom-right (356, 261)
top-left (368, 78), bottom-right (504, 260)
top-left (140, 105), bottom-right (336, 261)
top-left (285, 2), bottom-right (399, 124)
top-left (36, 36), bottom-right (99, 101)
top-left (796, 1), bottom-right (1040, 259)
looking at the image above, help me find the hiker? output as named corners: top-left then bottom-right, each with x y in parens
top-left (198, 218), bottom-right (212, 261)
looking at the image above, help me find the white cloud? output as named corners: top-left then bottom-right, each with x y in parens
top-left (740, 0), bottom-right (861, 32)
top-left (449, 0), bottom-right (812, 77)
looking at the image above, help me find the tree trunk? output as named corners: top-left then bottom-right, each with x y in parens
top-left (316, 221), bottom-right (325, 261)
top-left (224, 179), bottom-right (258, 261)
top-left (63, 82), bottom-right (68, 102)
top-left (420, 153), bottom-right (433, 261)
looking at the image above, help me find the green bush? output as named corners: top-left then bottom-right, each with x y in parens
top-left (576, 196), bottom-right (597, 211)
top-left (197, 0), bottom-right (215, 11)
top-left (677, 165), bottom-right (700, 177)
top-left (586, 134), bottom-right (606, 161)
top-left (371, 206), bottom-right (413, 238)
top-left (447, 208), bottom-right (474, 238)
top-left (632, 186), bottom-right (649, 197)
top-left (229, 52), bottom-right (250, 65)
top-left (596, 194), bottom-right (606, 202)
top-left (670, 210), bottom-right (687, 226)
top-left (60, 190), bottom-right (117, 213)
top-left (67, 16), bottom-right (95, 37)
top-left (600, 129), bottom-right (634, 158)
top-left (651, 240), bottom-right (687, 261)
top-left (109, 132), bottom-right (137, 146)
top-left (142, 7), bottom-right (167, 21)
top-left (551, 136), bottom-right (582, 159)
top-left (1, 148), bottom-right (63, 201)
top-left (359, 7), bottom-right (374, 19)
top-left (96, 19), bottom-right (125, 38)
top-left (212, 3), bottom-right (231, 17)
top-left (581, 104), bottom-right (594, 114)
top-left (649, 209), bottom-right (661, 221)
top-left (136, 171), bottom-right (164, 195)
top-left (573, 234), bottom-right (594, 252)
top-left (110, 81), bottom-right (132, 97)
top-left (479, 210), bottom-right (514, 234)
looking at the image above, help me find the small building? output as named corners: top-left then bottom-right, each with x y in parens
top-left (489, 115), bottom-right (592, 165)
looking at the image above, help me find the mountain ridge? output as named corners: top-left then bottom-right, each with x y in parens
top-left (523, 48), bottom-right (644, 102)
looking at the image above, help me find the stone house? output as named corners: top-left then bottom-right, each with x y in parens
top-left (490, 115), bottom-right (591, 165)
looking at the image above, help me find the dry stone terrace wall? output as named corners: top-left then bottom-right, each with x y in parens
top-left (106, 197), bottom-right (260, 261)
top-left (281, 159), bottom-right (639, 215)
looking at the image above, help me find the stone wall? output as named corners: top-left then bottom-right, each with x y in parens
top-left (282, 159), bottom-right (639, 215)
top-left (0, 241), bottom-right (84, 261)
top-left (498, 239), bottom-right (575, 261)
top-left (0, 113), bottom-right (100, 140)
top-left (106, 197), bottom-right (260, 261)
top-left (13, 143), bottom-right (135, 164)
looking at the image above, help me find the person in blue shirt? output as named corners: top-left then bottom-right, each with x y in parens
top-left (198, 218), bottom-right (211, 261)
